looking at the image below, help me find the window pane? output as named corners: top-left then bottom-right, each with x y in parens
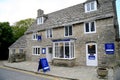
top-left (33, 33), bottom-right (38, 40)
top-left (91, 22), bottom-right (95, 32)
top-left (33, 34), bottom-right (35, 39)
top-left (37, 17), bottom-right (44, 24)
top-left (65, 26), bottom-right (68, 36)
top-left (37, 18), bottom-right (40, 24)
top-left (60, 43), bottom-right (64, 58)
top-left (87, 3), bottom-right (90, 11)
top-left (50, 29), bottom-right (52, 37)
top-left (36, 34), bottom-right (38, 39)
top-left (55, 43), bottom-right (59, 57)
top-left (36, 48), bottom-right (38, 54)
top-left (38, 48), bottom-right (40, 54)
top-left (65, 42), bottom-right (69, 58)
top-left (71, 42), bottom-right (74, 58)
top-left (88, 45), bottom-right (96, 55)
top-left (91, 2), bottom-right (95, 10)
top-left (47, 29), bottom-right (50, 38)
top-left (47, 29), bottom-right (52, 38)
top-left (49, 47), bottom-right (52, 53)
top-left (85, 23), bottom-right (89, 32)
top-left (33, 48), bottom-right (35, 54)
top-left (69, 26), bottom-right (72, 35)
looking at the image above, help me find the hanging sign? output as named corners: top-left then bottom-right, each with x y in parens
top-left (37, 58), bottom-right (50, 72)
top-left (105, 43), bottom-right (115, 54)
top-left (37, 35), bottom-right (42, 41)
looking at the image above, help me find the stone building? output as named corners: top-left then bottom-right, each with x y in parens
top-left (9, 0), bottom-right (119, 67)
top-left (8, 35), bottom-right (26, 62)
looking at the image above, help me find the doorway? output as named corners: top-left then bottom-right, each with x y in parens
top-left (46, 46), bottom-right (52, 62)
top-left (86, 43), bottom-right (98, 66)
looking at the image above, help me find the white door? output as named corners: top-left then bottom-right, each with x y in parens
top-left (46, 46), bottom-right (52, 62)
top-left (86, 43), bottom-right (98, 66)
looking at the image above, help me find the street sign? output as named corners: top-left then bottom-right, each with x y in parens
top-left (38, 58), bottom-right (50, 72)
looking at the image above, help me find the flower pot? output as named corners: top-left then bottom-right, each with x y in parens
top-left (97, 67), bottom-right (108, 78)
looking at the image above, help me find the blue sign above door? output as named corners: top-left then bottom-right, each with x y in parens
top-left (105, 43), bottom-right (115, 54)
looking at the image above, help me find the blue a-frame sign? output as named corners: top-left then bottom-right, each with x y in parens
top-left (37, 58), bottom-right (50, 72)
top-left (105, 43), bottom-right (115, 54)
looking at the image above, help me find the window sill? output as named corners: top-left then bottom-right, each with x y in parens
top-left (85, 10), bottom-right (97, 13)
top-left (32, 54), bottom-right (41, 56)
top-left (84, 32), bottom-right (96, 34)
top-left (53, 57), bottom-right (76, 60)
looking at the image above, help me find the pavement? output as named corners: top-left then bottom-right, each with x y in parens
top-left (1, 61), bottom-right (112, 80)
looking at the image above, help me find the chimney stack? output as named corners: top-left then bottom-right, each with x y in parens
top-left (37, 9), bottom-right (44, 17)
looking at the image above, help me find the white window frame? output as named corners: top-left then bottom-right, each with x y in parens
top-left (53, 41), bottom-right (75, 59)
top-left (64, 25), bottom-right (73, 37)
top-left (46, 29), bottom-right (53, 38)
top-left (85, 1), bottom-right (97, 13)
top-left (84, 21), bottom-right (96, 34)
top-left (32, 32), bottom-right (38, 40)
top-left (37, 17), bottom-right (44, 25)
top-left (32, 46), bottom-right (41, 55)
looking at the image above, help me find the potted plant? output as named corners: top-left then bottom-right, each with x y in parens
top-left (15, 53), bottom-right (25, 62)
top-left (97, 61), bottom-right (108, 78)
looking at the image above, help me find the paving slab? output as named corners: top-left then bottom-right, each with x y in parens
top-left (3, 61), bottom-right (108, 80)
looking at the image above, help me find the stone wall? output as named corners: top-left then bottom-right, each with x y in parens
top-left (25, 16), bottom-right (118, 66)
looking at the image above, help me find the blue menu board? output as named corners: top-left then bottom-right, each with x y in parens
top-left (105, 43), bottom-right (115, 54)
top-left (38, 58), bottom-right (50, 72)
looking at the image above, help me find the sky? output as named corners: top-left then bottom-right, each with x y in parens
top-left (0, 0), bottom-right (120, 26)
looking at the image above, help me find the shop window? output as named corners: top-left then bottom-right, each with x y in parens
top-left (54, 41), bottom-right (74, 59)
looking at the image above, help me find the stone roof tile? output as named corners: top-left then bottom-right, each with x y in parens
top-left (25, 0), bottom-right (115, 34)
top-left (9, 35), bottom-right (26, 48)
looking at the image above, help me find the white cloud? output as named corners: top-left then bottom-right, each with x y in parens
top-left (0, 0), bottom-right (87, 25)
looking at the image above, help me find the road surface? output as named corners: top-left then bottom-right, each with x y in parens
top-left (0, 67), bottom-right (53, 80)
